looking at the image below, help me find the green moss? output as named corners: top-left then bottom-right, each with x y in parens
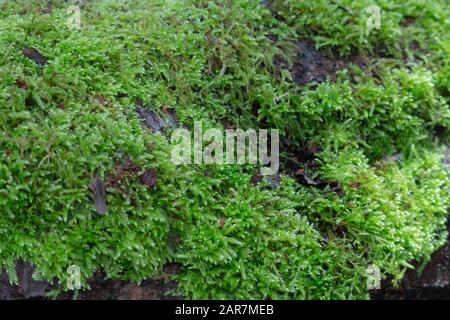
top-left (0, 0), bottom-right (448, 299)
top-left (270, 0), bottom-right (450, 57)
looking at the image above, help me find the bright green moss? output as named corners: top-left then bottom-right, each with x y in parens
top-left (299, 148), bottom-right (449, 282)
top-left (270, 0), bottom-right (450, 57)
top-left (0, 0), bottom-right (448, 299)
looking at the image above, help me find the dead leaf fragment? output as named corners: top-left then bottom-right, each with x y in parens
top-left (22, 48), bottom-right (47, 65)
top-left (122, 159), bottom-right (141, 174)
top-left (136, 103), bottom-right (178, 133)
top-left (15, 78), bottom-right (27, 89)
top-left (220, 118), bottom-right (235, 129)
top-left (139, 168), bottom-right (157, 189)
top-left (89, 175), bottom-right (107, 215)
top-left (251, 173), bottom-right (263, 186)
top-left (295, 168), bottom-right (320, 185)
top-left (136, 107), bottom-right (166, 132)
top-left (161, 105), bottom-right (178, 128)
top-left (350, 181), bottom-right (362, 189)
top-left (218, 217), bottom-right (225, 228)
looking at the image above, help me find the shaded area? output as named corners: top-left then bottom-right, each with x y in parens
top-left (0, 261), bottom-right (51, 300)
top-left (372, 215), bottom-right (450, 300)
top-left (0, 263), bottom-right (181, 300)
top-left (59, 266), bottom-right (181, 300)
top-left (274, 39), bottom-right (367, 86)
top-left (291, 40), bottom-right (346, 85)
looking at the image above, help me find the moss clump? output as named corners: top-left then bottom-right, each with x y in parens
top-left (0, 0), bottom-right (449, 299)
